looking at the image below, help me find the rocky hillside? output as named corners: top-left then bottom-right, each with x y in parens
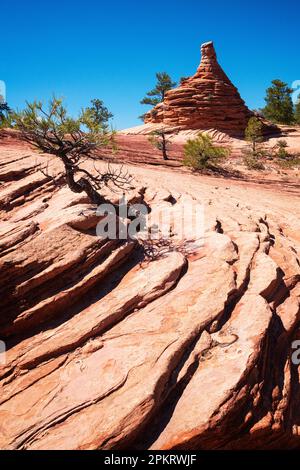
top-left (0, 134), bottom-right (300, 449)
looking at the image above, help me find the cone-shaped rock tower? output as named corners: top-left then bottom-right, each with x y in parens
top-left (144, 41), bottom-right (274, 136)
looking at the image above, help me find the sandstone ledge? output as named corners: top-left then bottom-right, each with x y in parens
top-left (0, 139), bottom-right (300, 450)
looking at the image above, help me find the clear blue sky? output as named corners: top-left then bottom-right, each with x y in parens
top-left (2, 0), bottom-right (299, 129)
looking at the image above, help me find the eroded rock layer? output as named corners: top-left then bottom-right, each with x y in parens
top-left (0, 135), bottom-right (300, 450)
top-left (144, 41), bottom-right (276, 136)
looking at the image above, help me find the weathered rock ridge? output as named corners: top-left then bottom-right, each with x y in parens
top-left (0, 134), bottom-right (300, 450)
top-left (144, 41), bottom-right (277, 136)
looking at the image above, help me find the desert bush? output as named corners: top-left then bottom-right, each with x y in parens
top-left (243, 154), bottom-right (265, 170)
top-left (278, 157), bottom-right (300, 168)
top-left (271, 140), bottom-right (300, 167)
top-left (275, 139), bottom-right (289, 159)
top-left (183, 133), bottom-right (229, 171)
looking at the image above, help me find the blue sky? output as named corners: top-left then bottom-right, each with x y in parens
top-left (2, 0), bottom-right (300, 129)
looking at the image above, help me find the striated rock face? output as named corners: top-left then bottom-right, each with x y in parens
top-left (0, 133), bottom-right (300, 450)
top-left (144, 41), bottom-right (276, 136)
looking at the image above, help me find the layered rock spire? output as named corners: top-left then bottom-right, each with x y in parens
top-left (144, 41), bottom-right (273, 136)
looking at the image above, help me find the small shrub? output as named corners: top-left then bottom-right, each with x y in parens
top-left (277, 155), bottom-right (300, 169)
top-left (242, 147), bottom-right (266, 170)
top-left (243, 155), bottom-right (265, 170)
top-left (275, 139), bottom-right (289, 159)
top-left (272, 140), bottom-right (300, 168)
top-left (183, 133), bottom-right (229, 171)
top-left (276, 140), bottom-right (288, 158)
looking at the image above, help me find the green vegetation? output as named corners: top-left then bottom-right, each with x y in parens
top-left (141, 72), bottom-right (176, 106)
top-left (243, 155), bottom-right (265, 171)
top-left (275, 139), bottom-right (289, 159)
top-left (0, 102), bottom-right (12, 128)
top-left (13, 97), bottom-right (131, 205)
top-left (245, 117), bottom-right (264, 152)
top-left (273, 139), bottom-right (300, 168)
top-left (148, 128), bottom-right (171, 160)
top-left (140, 72), bottom-right (176, 120)
top-left (242, 129), bottom-right (300, 170)
top-left (262, 79), bottom-right (294, 124)
top-left (243, 117), bottom-right (266, 170)
top-left (84, 99), bottom-right (113, 131)
top-left (183, 133), bottom-right (229, 171)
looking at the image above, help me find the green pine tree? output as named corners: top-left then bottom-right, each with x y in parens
top-left (84, 99), bottom-right (113, 131)
top-left (263, 79), bottom-right (294, 124)
top-left (140, 72), bottom-right (176, 108)
top-left (245, 117), bottom-right (264, 152)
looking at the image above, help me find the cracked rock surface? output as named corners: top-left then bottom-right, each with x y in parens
top-left (0, 135), bottom-right (300, 449)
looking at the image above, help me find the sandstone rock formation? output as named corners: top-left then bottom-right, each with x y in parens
top-left (144, 41), bottom-right (277, 137)
top-left (0, 132), bottom-right (300, 449)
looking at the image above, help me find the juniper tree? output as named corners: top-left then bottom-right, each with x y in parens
top-left (13, 98), bottom-right (132, 206)
top-left (263, 79), bottom-right (294, 124)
